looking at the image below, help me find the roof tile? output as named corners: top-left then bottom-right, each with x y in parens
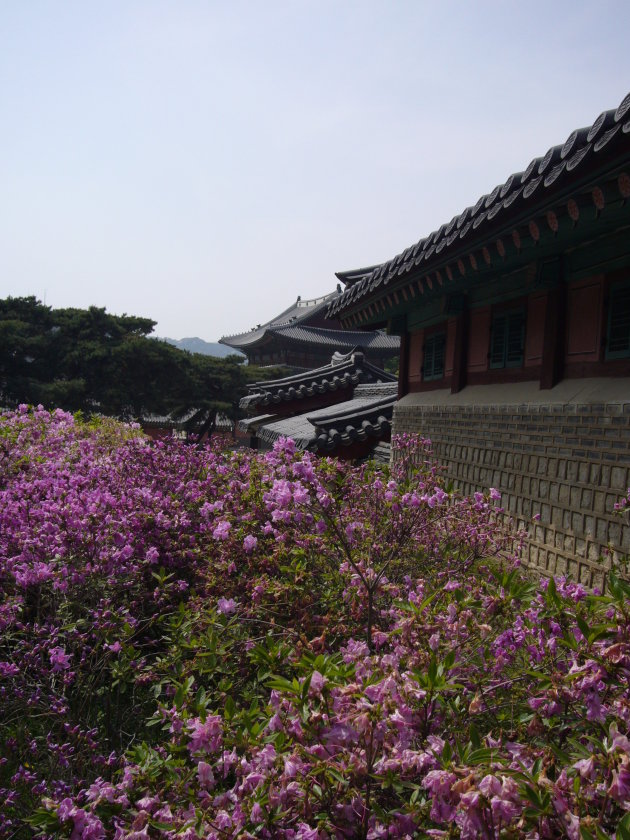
top-left (253, 382), bottom-right (397, 453)
top-left (327, 93), bottom-right (630, 319)
top-left (241, 351), bottom-right (396, 412)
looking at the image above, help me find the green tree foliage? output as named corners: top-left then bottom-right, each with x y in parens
top-left (0, 296), bottom-right (280, 436)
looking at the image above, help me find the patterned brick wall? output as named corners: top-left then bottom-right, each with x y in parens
top-left (393, 401), bottom-right (630, 588)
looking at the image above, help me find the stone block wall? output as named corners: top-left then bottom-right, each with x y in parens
top-left (393, 400), bottom-right (630, 589)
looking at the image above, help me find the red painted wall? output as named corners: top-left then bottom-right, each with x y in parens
top-left (565, 275), bottom-right (604, 364)
top-left (403, 268), bottom-right (630, 394)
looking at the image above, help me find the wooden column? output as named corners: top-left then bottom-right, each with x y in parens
top-left (450, 307), bottom-right (469, 394)
top-left (540, 258), bottom-right (566, 390)
top-left (398, 330), bottom-right (410, 400)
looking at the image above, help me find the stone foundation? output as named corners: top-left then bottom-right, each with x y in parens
top-left (393, 379), bottom-right (630, 589)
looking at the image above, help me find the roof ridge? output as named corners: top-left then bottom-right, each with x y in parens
top-left (220, 291), bottom-right (339, 344)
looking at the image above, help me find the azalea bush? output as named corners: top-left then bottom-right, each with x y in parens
top-left (1, 407), bottom-right (630, 839)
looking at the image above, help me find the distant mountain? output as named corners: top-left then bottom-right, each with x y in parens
top-left (157, 337), bottom-right (245, 359)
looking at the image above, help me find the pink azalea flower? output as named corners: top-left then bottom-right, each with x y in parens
top-left (197, 761), bottom-right (215, 789)
top-left (212, 520), bottom-right (231, 540)
top-left (187, 715), bottom-right (222, 755)
top-left (49, 646), bottom-right (72, 672)
top-left (250, 802), bottom-right (264, 823)
top-left (308, 670), bottom-right (326, 696)
top-left (609, 759), bottom-right (630, 805)
top-left (217, 597), bottom-right (237, 615)
top-left (0, 661), bottom-right (19, 677)
top-left (243, 534), bottom-right (257, 553)
top-left (145, 547), bottom-right (159, 564)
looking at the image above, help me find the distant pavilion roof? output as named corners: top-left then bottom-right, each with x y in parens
top-left (239, 381), bottom-right (397, 453)
top-left (220, 289), bottom-right (399, 357)
top-left (240, 350), bottom-right (396, 412)
top-left (269, 324), bottom-right (398, 354)
top-left (327, 91), bottom-right (630, 322)
top-left (220, 290), bottom-right (340, 351)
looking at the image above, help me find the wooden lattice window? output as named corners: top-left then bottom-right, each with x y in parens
top-left (422, 333), bottom-right (446, 381)
top-left (489, 310), bottom-right (525, 369)
top-left (606, 282), bottom-right (630, 359)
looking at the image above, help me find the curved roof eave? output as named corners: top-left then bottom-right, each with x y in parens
top-left (327, 92), bottom-right (630, 320)
top-left (221, 289), bottom-right (342, 348)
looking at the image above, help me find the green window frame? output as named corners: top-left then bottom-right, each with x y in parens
top-left (605, 282), bottom-right (630, 359)
top-left (422, 333), bottom-right (446, 381)
top-left (489, 309), bottom-right (525, 369)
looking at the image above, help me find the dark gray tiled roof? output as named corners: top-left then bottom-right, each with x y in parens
top-left (328, 92), bottom-right (630, 318)
top-left (240, 350), bottom-right (396, 411)
top-left (254, 382), bottom-right (398, 453)
top-left (272, 324), bottom-right (398, 353)
top-left (335, 265), bottom-right (382, 287)
top-left (371, 442), bottom-right (392, 464)
top-left (220, 290), bottom-right (398, 355)
top-left (220, 291), bottom-right (340, 349)
top-left (142, 410), bottom-right (233, 431)
top-left (238, 413), bottom-right (275, 432)
top-left (255, 414), bottom-right (315, 449)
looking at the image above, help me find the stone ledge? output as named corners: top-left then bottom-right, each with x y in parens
top-left (399, 377), bottom-right (630, 408)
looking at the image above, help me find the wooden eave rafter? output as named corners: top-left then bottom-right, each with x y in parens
top-left (336, 166), bottom-right (630, 331)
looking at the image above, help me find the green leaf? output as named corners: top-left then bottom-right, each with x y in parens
top-left (410, 591), bottom-right (438, 614)
top-left (326, 767), bottom-right (348, 785)
top-left (520, 784), bottom-right (543, 809)
top-left (617, 812), bottom-right (630, 840)
top-left (266, 675), bottom-right (299, 696)
top-left (559, 630), bottom-right (578, 651)
top-left (25, 810), bottom-right (61, 830)
top-left (549, 743), bottom-right (571, 765)
top-left (607, 571), bottom-right (630, 599)
top-left (443, 649), bottom-right (456, 669)
top-left (546, 577), bottom-right (562, 609)
top-left (174, 684), bottom-right (185, 708)
top-left (469, 723), bottom-right (481, 750)
top-left (301, 675), bottom-right (312, 701)
top-left (467, 748), bottom-right (497, 765)
top-left (575, 614), bottom-right (591, 640)
top-left (525, 669), bottom-right (552, 688)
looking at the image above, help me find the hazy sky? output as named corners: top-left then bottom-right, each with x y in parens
top-left (2, 2), bottom-right (629, 341)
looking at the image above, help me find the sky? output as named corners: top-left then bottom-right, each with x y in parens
top-left (2, 2), bottom-right (629, 342)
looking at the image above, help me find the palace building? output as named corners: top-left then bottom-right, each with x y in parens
top-left (326, 92), bottom-right (630, 587)
top-left (220, 287), bottom-right (398, 371)
top-left (239, 350), bottom-right (397, 461)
